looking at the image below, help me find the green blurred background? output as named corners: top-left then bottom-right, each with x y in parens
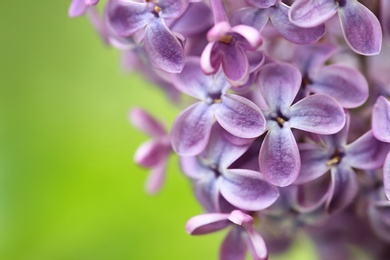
top-left (0, 1), bottom-right (316, 259)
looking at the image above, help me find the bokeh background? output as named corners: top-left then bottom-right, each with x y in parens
top-left (0, 1), bottom-right (317, 259)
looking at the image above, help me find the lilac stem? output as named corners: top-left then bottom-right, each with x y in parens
top-left (209, 0), bottom-right (228, 24)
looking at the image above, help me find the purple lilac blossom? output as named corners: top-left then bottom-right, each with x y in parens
top-left (69, 0), bottom-right (99, 17)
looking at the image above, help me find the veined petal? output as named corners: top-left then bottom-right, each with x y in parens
top-left (372, 96), bottom-right (390, 142)
top-left (230, 25), bottom-right (263, 50)
top-left (288, 94), bottom-right (345, 135)
top-left (247, 0), bottom-right (276, 9)
top-left (215, 94), bottom-right (266, 139)
top-left (259, 127), bottom-right (301, 187)
top-left (295, 143), bottom-right (330, 184)
top-left (180, 156), bottom-right (215, 180)
top-left (69, 0), bottom-right (88, 17)
top-left (231, 7), bottom-right (270, 31)
top-left (338, 0), bottom-right (382, 55)
top-left (106, 0), bottom-right (153, 37)
top-left (144, 18), bottom-right (185, 73)
top-left (345, 131), bottom-right (390, 170)
top-left (220, 228), bottom-right (247, 260)
top-left (130, 108), bottom-right (166, 137)
top-left (186, 213), bottom-right (230, 235)
top-left (201, 42), bottom-right (222, 75)
top-left (221, 169), bottom-right (279, 211)
top-left (171, 103), bottom-right (215, 156)
top-left (326, 166), bottom-right (358, 214)
top-left (310, 65), bottom-right (368, 108)
top-left (158, 0), bottom-right (189, 19)
top-left (383, 152), bottom-right (390, 201)
top-left (289, 0), bottom-right (337, 27)
top-left (270, 3), bottom-right (325, 45)
top-left (257, 63), bottom-right (301, 111)
top-left (220, 44), bottom-right (249, 86)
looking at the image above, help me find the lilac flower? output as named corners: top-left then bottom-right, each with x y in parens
top-left (105, 0), bottom-right (189, 73)
top-left (181, 124), bottom-right (279, 212)
top-left (130, 108), bottom-right (171, 194)
top-left (69, 0), bottom-right (99, 17)
top-left (232, 0), bottom-right (325, 45)
top-left (293, 44), bottom-right (368, 108)
top-left (289, 0), bottom-right (382, 55)
top-left (171, 58), bottom-right (266, 156)
top-left (257, 62), bottom-right (345, 187)
top-left (186, 210), bottom-right (268, 260)
top-left (296, 114), bottom-right (389, 213)
top-left (200, 0), bottom-right (263, 86)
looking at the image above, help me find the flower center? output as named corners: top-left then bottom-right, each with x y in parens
top-left (326, 148), bottom-right (344, 166)
top-left (335, 0), bottom-right (346, 7)
top-left (220, 35), bottom-right (233, 44)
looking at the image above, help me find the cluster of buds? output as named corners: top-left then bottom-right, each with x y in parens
top-left (70, 0), bottom-right (390, 259)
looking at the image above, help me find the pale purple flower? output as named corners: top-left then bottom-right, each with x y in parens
top-left (186, 210), bottom-right (268, 260)
top-left (105, 0), bottom-right (189, 73)
top-left (296, 114), bottom-right (389, 213)
top-left (130, 108), bottom-right (171, 194)
top-left (232, 0), bottom-right (325, 45)
top-left (69, 0), bottom-right (99, 17)
top-left (257, 62), bottom-right (346, 187)
top-left (170, 57), bottom-right (266, 156)
top-left (289, 0), bottom-right (382, 55)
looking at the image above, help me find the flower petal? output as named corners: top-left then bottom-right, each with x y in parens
top-left (220, 228), bottom-right (247, 260)
top-left (259, 127), bottom-right (300, 187)
top-left (245, 226), bottom-right (268, 260)
top-left (295, 143), bottom-right (330, 184)
top-left (144, 18), bottom-right (185, 73)
top-left (289, 0), bottom-right (337, 27)
top-left (230, 25), bottom-right (263, 50)
top-left (145, 160), bottom-right (167, 194)
top-left (247, 0), bottom-right (276, 9)
top-left (288, 94), bottom-right (345, 135)
top-left (215, 94), bottom-right (266, 139)
top-left (257, 63), bottom-right (301, 111)
top-left (383, 152), bottom-right (390, 201)
top-left (200, 42), bottom-right (222, 75)
top-left (326, 166), bottom-right (358, 214)
top-left (186, 213), bottom-right (230, 235)
top-left (106, 0), bottom-right (153, 37)
top-left (134, 140), bottom-right (169, 167)
top-left (221, 169), bottom-right (279, 211)
top-left (219, 44), bottom-right (249, 86)
top-left (158, 0), bottom-right (189, 19)
top-left (270, 3), bottom-right (325, 45)
top-left (69, 0), bottom-right (88, 17)
top-left (293, 44), bottom-right (336, 73)
top-left (345, 131), bottom-right (390, 170)
top-left (338, 1), bottom-right (382, 55)
top-left (171, 102), bottom-right (215, 156)
top-left (130, 108), bottom-right (166, 137)
top-left (309, 65), bottom-right (368, 108)
top-left (231, 7), bottom-right (270, 31)
top-left (372, 96), bottom-right (390, 142)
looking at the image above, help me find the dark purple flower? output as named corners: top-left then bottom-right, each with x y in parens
top-left (105, 0), bottom-right (189, 72)
top-left (289, 0), bottom-right (382, 55)
top-left (130, 108), bottom-right (172, 194)
top-left (69, 0), bottom-right (99, 17)
top-left (171, 58), bottom-right (266, 156)
top-left (186, 210), bottom-right (268, 260)
top-left (232, 0), bottom-right (325, 45)
top-left (257, 62), bottom-right (345, 187)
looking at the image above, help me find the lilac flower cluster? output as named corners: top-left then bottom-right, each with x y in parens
top-left (70, 0), bottom-right (390, 259)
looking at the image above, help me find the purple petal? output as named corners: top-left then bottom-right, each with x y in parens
top-left (130, 108), bottom-right (166, 137)
top-left (288, 94), bottom-right (345, 135)
top-left (345, 131), bottom-right (390, 170)
top-left (293, 44), bottom-right (336, 73)
top-left (228, 210), bottom-right (254, 226)
top-left (180, 156), bottom-right (214, 180)
top-left (144, 18), bottom-right (185, 73)
top-left (338, 1), bottom-right (382, 55)
top-left (69, 0), bottom-right (88, 17)
top-left (215, 94), bottom-right (266, 139)
top-left (134, 140), bottom-right (169, 167)
top-left (158, 0), bottom-right (189, 19)
top-left (231, 7), bottom-right (270, 31)
top-left (375, 201), bottom-right (390, 226)
top-left (245, 226), bottom-right (268, 260)
top-left (220, 228), bottom-right (247, 260)
top-left (193, 174), bottom-right (219, 212)
top-left (295, 143), bottom-right (330, 184)
top-left (106, 0), bottom-right (153, 37)
top-left (247, 0), bottom-right (276, 9)
top-left (294, 174), bottom-right (330, 212)
top-left (309, 65), bottom-right (368, 108)
top-left (372, 96), bottom-right (390, 142)
top-left (186, 213), bottom-right (230, 235)
top-left (200, 42), bottom-right (222, 75)
top-left (220, 169), bottom-right (279, 211)
top-left (171, 103), bottom-right (215, 156)
top-left (219, 44), bottom-right (249, 86)
top-left (259, 127), bottom-right (300, 187)
top-left (230, 25), bottom-right (263, 50)
top-left (204, 124), bottom-right (251, 169)
top-left (381, 0), bottom-right (390, 44)
top-left (257, 63), bottom-right (301, 110)
top-left (326, 166), bottom-right (358, 214)
top-left (289, 0), bottom-right (337, 27)
top-left (270, 3), bottom-right (325, 45)
top-left (145, 160), bottom-right (167, 194)
top-left (368, 202), bottom-right (390, 242)
top-left (383, 152), bottom-right (390, 201)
